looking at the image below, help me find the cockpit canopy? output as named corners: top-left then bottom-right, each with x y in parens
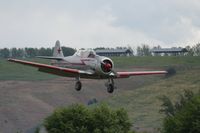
top-left (74, 50), bottom-right (96, 58)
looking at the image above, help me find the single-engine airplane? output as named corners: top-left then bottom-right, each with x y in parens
top-left (8, 41), bottom-right (167, 93)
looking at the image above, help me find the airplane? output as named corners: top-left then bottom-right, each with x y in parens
top-left (8, 40), bottom-right (168, 93)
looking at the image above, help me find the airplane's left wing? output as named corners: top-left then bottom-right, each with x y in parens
top-left (7, 59), bottom-right (93, 77)
top-left (116, 71), bottom-right (167, 78)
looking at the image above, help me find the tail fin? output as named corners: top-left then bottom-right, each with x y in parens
top-left (53, 40), bottom-right (64, 57)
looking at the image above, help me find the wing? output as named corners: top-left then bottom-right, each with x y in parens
top-left (116, 71), bottom-right (167, 78)
top-left (7, 58), bottom-right (93, 77)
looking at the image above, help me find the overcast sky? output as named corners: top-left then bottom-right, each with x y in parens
top-left (0, 0), bottom-right (200, 49)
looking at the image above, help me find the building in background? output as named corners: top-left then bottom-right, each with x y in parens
top-left (95, 49), bottom-right (133, 57)
top-left (151, 48), bottom-right (188, 56)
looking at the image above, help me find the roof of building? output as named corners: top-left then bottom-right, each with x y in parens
top-left (151, 48), bottom-right (188, 53)
top-left (95, 49), bottom-right (132, 53)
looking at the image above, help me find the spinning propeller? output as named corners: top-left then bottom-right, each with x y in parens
top-left (101, 59), bottom-right (113, 73)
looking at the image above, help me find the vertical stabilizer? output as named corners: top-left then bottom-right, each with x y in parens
top-left (53, 40), bottom-right (64, 57)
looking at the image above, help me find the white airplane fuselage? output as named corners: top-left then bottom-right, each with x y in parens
top-left (52, 56), bottom-right (98, 70)
top-left (50, 53), bottom-right (114, 79)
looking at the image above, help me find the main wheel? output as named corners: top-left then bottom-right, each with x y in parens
top-left (75, 81), bottom-right (82, 91)
top-left (107, 84), bottom-right (114, 93)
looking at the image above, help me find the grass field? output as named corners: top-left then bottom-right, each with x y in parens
top-left (1, 56), bottom-right (200, 132)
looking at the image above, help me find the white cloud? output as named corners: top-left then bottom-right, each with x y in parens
top-left (0, 0), bottom-right (200, 48)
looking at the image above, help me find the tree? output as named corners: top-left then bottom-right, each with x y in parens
top-left (46, 48), bottom-right (53, 56)
top-left (94, 47), bottom-right (106, 51)
top-left (25, 48), bottom-right (37, 57)
top-left (44, 104), bottom-right (91, 133)
top-left (0, 48), bottom-right (10, 58)
top-left (141, 44), bottom-right (151, 56)
top-left (44, 104), bottom-right (134, 133)
top-left (91, 105), bottom-right (131, 133)
top-left (62, 47), bottom-right (76, 56)
top-left (136, 46), bottom-right (142, 56)
top-left (153, 45), bottom-right (162, 56)
top-left (136, 44), bottom-right (151, 56)
top-left (159, 90), bottom-right (200, 133)
top-left (11, 48), bottom-right (18, 57)
top-left (185, 45), bottom-right (194, 56)
top-left (193, 43), bottom-right (200, 56)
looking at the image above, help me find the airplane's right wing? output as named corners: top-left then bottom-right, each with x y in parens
top-left (8, 59), bottom-right (93, 77)
top-left (116, 71), bottom-right (167, 78)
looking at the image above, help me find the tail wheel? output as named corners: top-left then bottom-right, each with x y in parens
top-left (75, 81), bottom-right (82, 91)
top-left (107, 84), bottom-right (114, 93)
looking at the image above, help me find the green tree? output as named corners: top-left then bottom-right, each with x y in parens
top-left (185, 45), bottom-right (194, 56)
top-left (0, 48), bottom-right (10, 58)
top-left (193, 43), bottom-right (200, 56)
top-left (137, 44), bottom-right (151, 56)
top-left (9, 48), bottom-right (25, 58)
top-left (160, 90), bottom-right (200, 133)
top-left (25, 48), bottom-right (37, 57)
top-left (46, 48), bottom-right (53, 56)
top-left (91, 105), bottom-right (131, 133)
top-left (62, 47), bottom-right (76, 56)
top-left (136, 46), bottom-right (142, 56)
top-left (38, 47), bottom-right (47, 56)
top-left (141, 44), bottom-right (151, 56)
top-left (44, 104), bottom-right (91, 133)
top-left (44, 104), bottom-right (133, 133)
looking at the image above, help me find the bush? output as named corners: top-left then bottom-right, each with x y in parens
top-left (159, 90), bottom-right (200, 133)
top-left (44, 104), bottom-right (133, 133)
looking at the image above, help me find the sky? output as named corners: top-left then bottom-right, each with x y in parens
top-left (0, 0), bottom-right (200, 49)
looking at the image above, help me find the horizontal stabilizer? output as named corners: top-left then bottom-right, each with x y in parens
top-left (36, 56), bottom-right (63, 60)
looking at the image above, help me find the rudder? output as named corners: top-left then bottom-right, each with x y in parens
top-left (53, 40), bottom-right (64, 57)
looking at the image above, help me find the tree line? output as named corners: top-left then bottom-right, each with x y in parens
top-left (1, 43), bottom-right (200, 58)
top-left (0, 47), bottom-right (76, 58)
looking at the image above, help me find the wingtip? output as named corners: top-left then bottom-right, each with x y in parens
top-left (7, 58), bottom-right (16, 62)
top-left (7, 58), bottom-right (12, 61)
top-left (165, 67), bottom-right (176, 77)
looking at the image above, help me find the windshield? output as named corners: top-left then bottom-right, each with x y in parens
top-left (74, 50), bottom-right (96, 58)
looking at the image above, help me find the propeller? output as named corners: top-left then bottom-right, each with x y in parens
top-left (101, 60), bottom-right (113, 73)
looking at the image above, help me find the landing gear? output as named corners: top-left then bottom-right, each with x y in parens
top-left (75, 77), bottom-right (82, 91)
top-left (105, 78), bottom-right (116, 93)
top-left (107, 84), bottom-right (114, 93)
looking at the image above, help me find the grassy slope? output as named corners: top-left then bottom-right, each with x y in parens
top-left (1, 56), bottom-right (200, 132)
top-left (107, 56), bottom-right (200, 132)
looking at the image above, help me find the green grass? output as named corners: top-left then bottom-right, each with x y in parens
top-left (112, 56), bottom-right (200, 68)
top-left (0, 58), bottom-right (58, 81)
